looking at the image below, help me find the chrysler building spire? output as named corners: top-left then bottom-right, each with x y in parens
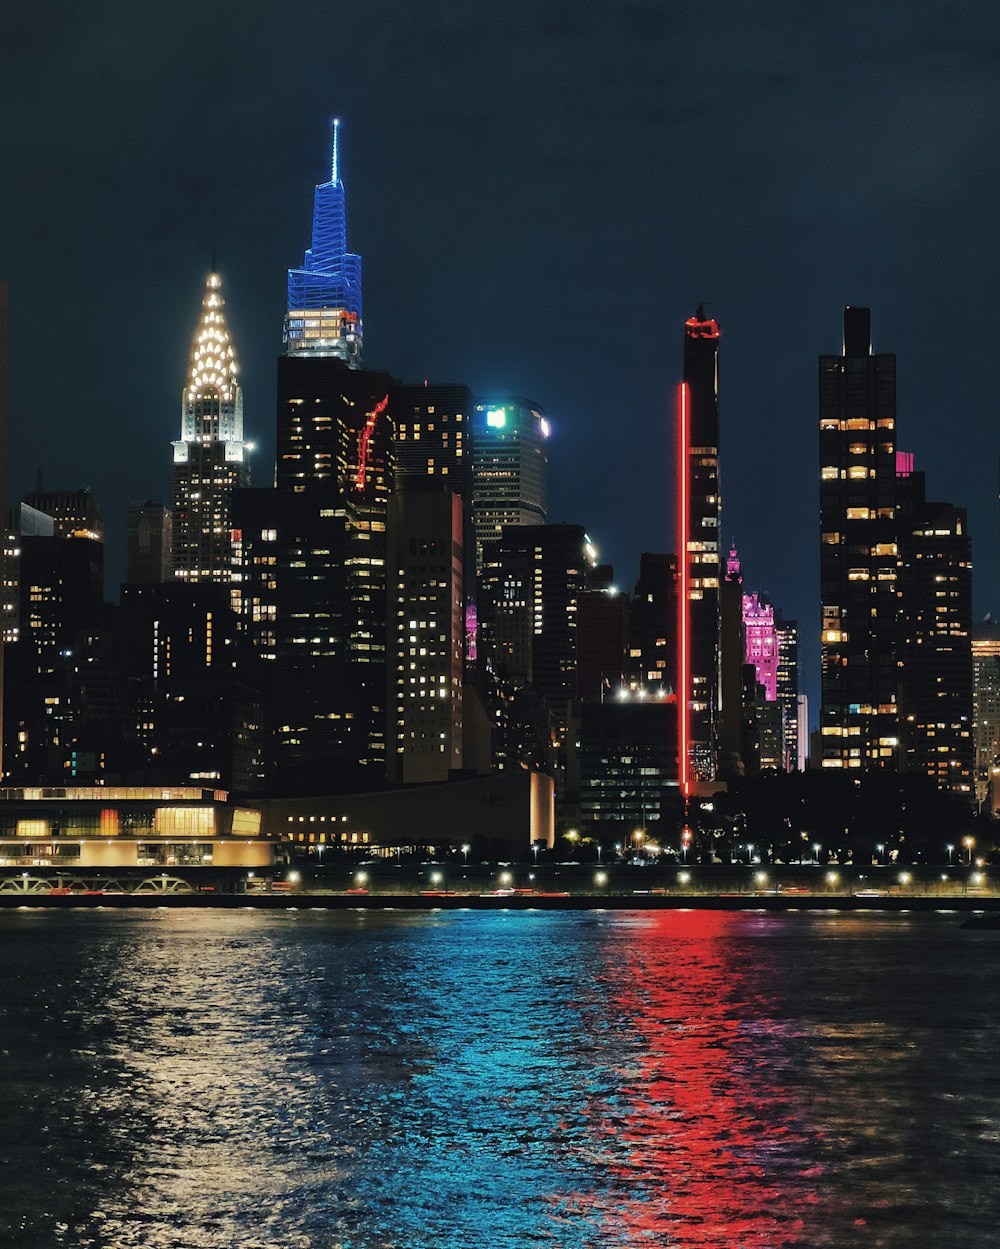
top-left (171, 271), bottom-right (250, 584)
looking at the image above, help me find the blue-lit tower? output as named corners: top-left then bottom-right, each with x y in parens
top-left (284, 118), bottom-right (363, 365)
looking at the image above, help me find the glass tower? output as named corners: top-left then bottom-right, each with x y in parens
top-left (284, 118), bottom-right (363, 365)
top-left (171, 272), bottom-right (249, 585)
top-left (471, 397), bottom-right (549, 575)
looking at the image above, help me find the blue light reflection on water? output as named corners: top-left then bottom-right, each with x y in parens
top-left (0, 910), bottom-right (997, 1248)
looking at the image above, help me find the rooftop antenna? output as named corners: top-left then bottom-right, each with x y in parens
top-left (331, 116), bottom-right (341, 184)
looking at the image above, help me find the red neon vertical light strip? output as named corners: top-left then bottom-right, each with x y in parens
top-left (677, 382), bottom-right (691, 798)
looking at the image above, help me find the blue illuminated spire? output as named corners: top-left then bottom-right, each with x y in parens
top-left (284, 118), bottom-right (363, 365)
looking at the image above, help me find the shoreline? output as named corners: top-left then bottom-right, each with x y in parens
top-left (0, 892), bottom-right (996, 912)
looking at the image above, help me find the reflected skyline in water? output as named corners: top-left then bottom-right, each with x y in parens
top-left (0, 910), bottom-right (996, 1247)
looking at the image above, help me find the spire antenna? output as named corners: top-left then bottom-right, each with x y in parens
top-left (331, 116), bottom-right (341, 183)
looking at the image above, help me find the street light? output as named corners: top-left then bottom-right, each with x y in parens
top-left (594, 871), bottom-right (607, 887)
top-left (354, 871), bottom-right (368, 886)
top-left (946, 843), bottom-right (955, 865)
top-left (813, 842), bottom-right (822, 865)
top-left (430, 871), bottom-right (443, 886)
top-left (963, 836), bottom-right (974, 865)
top-left (461, 844), bottom-right (470, 865)
top-left (875, 843), bottom-right (884, 865)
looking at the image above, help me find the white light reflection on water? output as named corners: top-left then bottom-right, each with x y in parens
top-left (0, 910), bottom-right (996, 1247)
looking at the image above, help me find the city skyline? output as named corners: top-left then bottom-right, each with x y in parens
top-left (4, 3), bottom-right (1000, 723)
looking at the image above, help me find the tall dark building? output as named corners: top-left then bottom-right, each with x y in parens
top-left (17, 531), bottom-right (104, 674)
top-left (127, 502), bottom-right (172, 584)
top-left (119, 583), bottom-right (266, 792)
top-left (819, 306), bottom-right (899, 770)
top-left (774, 610), bottom-right (801, 771)
top-left (491, 523), bottom-right (593, 749)
top-left (679, 307), bottom-right (722, 785)
top-left (628, 553), bottom-right (677, 695)
top-left (896, 466), bottom-right (973, 797)
top-left (386, 488), bottom-right (464, 783)
top-left (270, 355), bottom-right (396, 787)
top-left (391, 383), bottom-right (473, 498)
top-left (576, 587), bottom-right (629, 701)
top-left (578, 697), bottom-right (679, 837)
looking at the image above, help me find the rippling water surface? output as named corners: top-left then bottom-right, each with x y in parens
top-left (0, 909), bottom-right (997, 1247)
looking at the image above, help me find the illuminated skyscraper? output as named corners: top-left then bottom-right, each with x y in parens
top-left (819, 307), bottom-right (898, 770)
top-left (471, 397), bottom-right (548, 574)
top-left (171, 272), bottom-right (249, 585)
top-left (678, 307), bottom-right (722, 788)
top-left (284, 118), bottom-right (363, 365)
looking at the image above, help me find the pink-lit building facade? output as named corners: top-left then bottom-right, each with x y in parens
top-left (742, 591), bottom-right (778, 702)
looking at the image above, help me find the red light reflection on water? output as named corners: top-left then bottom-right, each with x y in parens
top-left (596, 911), bottom-right (815, 1247)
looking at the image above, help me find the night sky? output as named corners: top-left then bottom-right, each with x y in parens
top-left (3, 1), bottom-right (1000, 713)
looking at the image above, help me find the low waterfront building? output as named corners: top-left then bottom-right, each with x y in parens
top-left (0, 786), bottom-right (272, 871)
top-left (261, 767), bottom-right (554, 856)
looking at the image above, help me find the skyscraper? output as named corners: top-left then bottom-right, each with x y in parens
top-left (819, 306), bottom-right (898, 770)
top-left (678, 307), bottom-right (722, 788)
top-left (774, 611), bottom-right (802, 771)
top-left (471, 397), bottom-right (548, 575)
top-left (491, 523), bottom-right (594, 747)
top-left (171, 272), bottom-right (249, 585)
top-left (971, 619), bottom-right (1000, 810)
top-left (896, 465), bottom-right (973, 797)
top-left (387, 488), bottom-right (464, 783)
top-left (284, 118), bottom-right (363, 365)
top-left (270, 355), bottom-right (396, 786)
top-left (627, 553), bottom-right (677, 696)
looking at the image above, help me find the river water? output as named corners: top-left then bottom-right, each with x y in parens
top-left (0, 909), bottom-right (996, 1248)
